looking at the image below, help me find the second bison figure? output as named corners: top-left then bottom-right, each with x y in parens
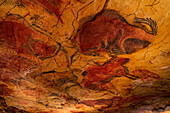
top-left (74, 9), bottom-right (157, 56)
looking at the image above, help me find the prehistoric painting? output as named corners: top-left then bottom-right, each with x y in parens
top-left (0, 0), bottom-right (170, 113)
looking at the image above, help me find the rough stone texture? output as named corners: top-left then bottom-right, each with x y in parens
top-left (0, 0), bottom-right (169, 113)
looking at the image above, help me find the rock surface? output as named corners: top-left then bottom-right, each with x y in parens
top-left (0, 0), bottom-right (169, 113)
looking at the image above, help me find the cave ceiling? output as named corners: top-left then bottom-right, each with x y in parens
top-left (0, 0), bottom-right (170, 113)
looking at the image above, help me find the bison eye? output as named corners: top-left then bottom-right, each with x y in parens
top-left (82, 71), bottom-right (88, 76)
top-left (123, 38), bottom-right (151, 54)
